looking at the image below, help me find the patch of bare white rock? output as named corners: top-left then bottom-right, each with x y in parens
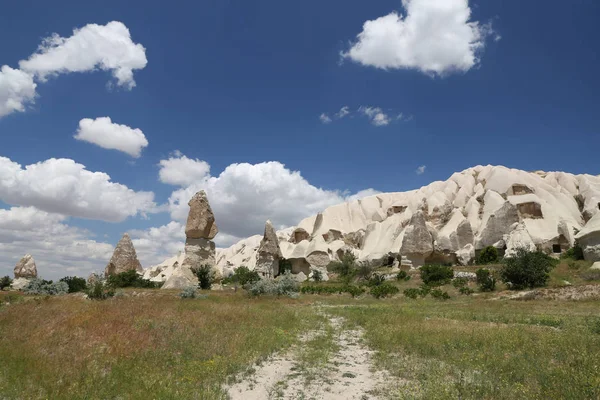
top-left (143, 165), bottom-right (600, 285)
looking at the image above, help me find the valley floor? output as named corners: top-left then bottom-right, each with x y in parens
top-left (1, 286), bottom-right (600, 399)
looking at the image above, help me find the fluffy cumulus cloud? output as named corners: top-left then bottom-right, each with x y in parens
top-left (0, 206), bottom-right (113, 280)
top-left (158, 151), bottom-right (211, 186)
top-left (342, 0), bottom-right (495, 76)
top-left (0, 66), bottom-right (37, 118)
top-left (416, 165), bottom-right (427, 175)
top-left (0, 156), bottom-right (156, 222)
top-left (19, 21), bottom-right (147, 89)
top-left (75, 117), bottom-right (149, 157)
top-left (159, 156), bottom-right (378, 245)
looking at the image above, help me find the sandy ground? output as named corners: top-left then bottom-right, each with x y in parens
top-left (226, 313), bottom-right (390, 400)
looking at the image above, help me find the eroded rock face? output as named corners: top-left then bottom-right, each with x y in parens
top-left (185, 191), bottom-right (218, 240)
top-left (576, 213), bottom-right (600, 262)
top-left (475, 202), bottom-right (519, 249)
top-left (14, 254), bottom-right (37, 279)
top-left (289, 228), bottom-right (310, 244)
top-left (255, 220), bottom-right (282, 278)
top-left (183, 238), bottom-right (216, 269)
top-left (401, 211), bottom-right (433, 266)
top-left (104, 234), bottom-right (142, 277)
top-left (162, 264), bottom-right (199, 289)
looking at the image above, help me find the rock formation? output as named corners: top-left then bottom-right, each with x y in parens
top-left (104, 233), bottom-right (142, 277)
top-left (162, 191), bottom-right (219, 289)
top-left (14, 254), bottom-right (37, 279)
top-left (255, 220), bottom-right (282, 278)
top-left (145, 165), bottom-right (600, 279)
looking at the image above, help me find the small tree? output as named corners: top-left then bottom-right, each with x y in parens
top-left (312, 269), bottom-right (323, 282)
top-left (278, 258), bottom-right (292, 275)
top-left (420, 264), bottom-right (454, 286)
top-left (561, 243), bottom-right (584, 261)
top-left (87, 281), bottom-right (115, 300)
top-left (0, 276), bottom-right (12, 290)
top-left (59, 276), bottom-right (87, 293)
top-left (224, 266), bottom-right (260, 286)
top-left (196, 265), bottom-right (214, 290)
top-left (500, 248), bottom-right (556, 290)
top-left (327, 253), bottom-right (357, 283)
top-left (477, 246), bottom-right (499, 264)
top-left (475, 268), bottom-right (496, 292)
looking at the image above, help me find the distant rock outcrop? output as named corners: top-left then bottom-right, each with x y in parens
top-left (255, 220), bottom-right (282, 278)
top-left (185, 191), bottom-right (218, 240)
top-left (14, 254), bottom-right (37, 279)
top-left (105, 233), bottom-right (142, 277)
top-left (576, 213), bottom-right (600, 262)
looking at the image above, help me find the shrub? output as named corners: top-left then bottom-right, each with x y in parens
top-left (195, 265), bottom-right (214, 290)
top-left (561, 243), bottom-right (584, 261)
top-left (476, 268), bottom-right (496, 292)
top-left (452, 277), bottom-right (468, 288)
top-left (459, 286), bottom-right (475, 295)
top-left (420, 264), bottom-right (454, 286)
top-left (247, 272), bottom-right (300, 297)
top-left (24, 278), bottom-right (69, 296)
top-left (179, 287), bottom-right (197, 299)
top-left (311, 269), bottom-right (323, 283)
top-left (370, 283), bottom-right (399, 299)
top-left (87, 281), bottom-right (115, 300)
top-left (0, 276), bottom-right (12, 290)
top-left (367, 274), bottom-right (386, 287)
top-left (107, 270), bottom-right (160, 289)
top-left (299, 284), bottom-right (365, 297)
top-left (327, 253), bottom-right (357, 283)
top-left (223, 266), bottom-right (261, 286)
top-left (59, 276), bottom-right (87, 293)
top-left (404, 288), bottom-right (420, 299)
top-left (278, 258), bottom-right (292, 275)
top-left (500, 248), bottom-right (557, 290)
top-left (356, 261), bottom-right (375, 281)
top-left (397, 270), bottom-right (411, 281)
top-left (418, 284), bottom-right (432, 297)
top-left (477, 246), bottom-right (499, 264)
top-left (430, 289), bottom-right (450, 300)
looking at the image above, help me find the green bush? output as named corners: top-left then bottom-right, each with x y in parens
top-left (311, 269), bottom-right (323, 282)
top-left (87, 282), bottom-right (115, 300)
top-left (247, 272), bottom-right (300, 297)
top-left (107, 270), bottom-right (160, 289)
top-left (223, 266), bottom-right (261, 286)
top-left (300, 284), bottom-right (364, 297)
top-left (452, 277), bottom-right (468, 288)
top-left (278, 258), bottom-right (292, 275)
top-left (179, 287), bottom-right (197, 299)
top-left (500, 248), bottom-right (557, 290)
top-left (367, 274), bottom-right (386, 287)
top-left (24, 279), bottom-right (69, 295)
top-left (404, 288), bottom-right (420, 299)
top-left (420, 264), bottom-right (454, 286)
top-left (477, 246), bottom-right (499, 264)
top-left (418, 284), bottom-right (432, 297)
top-left (370, 283), bottom-right (399, 299)
top-left (430, 289), bottom-right (450, 300)
top-left (476, 268), bottom-right (496, 292)
top-left (327, 253), bottom-right (357, 283)
top-left (459, 286), bottom-right (475, 295)
top-left (396, 270), bottom-right (411, 281)
top-left (356, 261), bottom-right (375, 281)
top-left (195, 265), bottom-right (214, 290)
top-left (0, 276), bottom-right (12, 290)
top-left (59, 276), bottom-right (87, 293)
top-left (561, 243), bottom-right (584, 260)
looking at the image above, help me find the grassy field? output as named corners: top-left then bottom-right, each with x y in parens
top-left (1, 260), bottom-right (600, 399)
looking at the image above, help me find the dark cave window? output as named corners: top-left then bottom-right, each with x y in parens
top-left (552, 244), bottom-right (561, 254)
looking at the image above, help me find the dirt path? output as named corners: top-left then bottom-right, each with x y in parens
top-left (226, 312), bottom-right (390, 400)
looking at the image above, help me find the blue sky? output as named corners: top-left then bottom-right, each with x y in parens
top-left (1, 0), bottom-right (599, 279)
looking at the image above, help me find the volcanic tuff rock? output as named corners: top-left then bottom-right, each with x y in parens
top-left (14, 254), bottom-right (37, 279)
top-left (145, 165), bottom-right (600, 279)
top-left (104, 233), bottom-right (142, 277)
top-left (185, 190), bottom-right (218, 240)
top-left (255, 220), bottom-right (282, 278)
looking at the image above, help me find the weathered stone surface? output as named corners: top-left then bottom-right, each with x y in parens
top-left (104, 233), bottom-right (142, 277)
top-left (590, 262), bottom-right (600, 271)
top-left (183, 238), bottom-right (216, 270)
top-left (14, 254), bottom-right (37, 279)
top-left (475, 202), bottom-right (519, 249)
top-left (10, 277), bottom-right (31, 290)
top-left (185, 191), bottom-right (218, 239)
top-left (161, 265), bottom-right (199, 289)
top-left (255, 220), bottom-right (282, 278)
top-left (289, 228), bottom-right (310, 244)
top-left (456, 244), bottom-right (475, 266)
top-left (575, 212), bottom-right (600, 262)
top-left (401, 211), bottom-right (433, 266)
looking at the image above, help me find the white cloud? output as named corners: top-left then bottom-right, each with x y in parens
top-left (0, 66), bottom-right (37, 118)
top-left (0, 206), bottom-right (113, 280)
top-left (359, 106), bottom-right (391, 126)
top-left (160, 156), bottom-right (378, 243)
top-left (335, 106), bottom-right (351, 119)
top-left (130, 221), bottom-right (185, 266)
top-left (75, 117), bottom-right (148, 157)
top-left (416, 165), bottom-right (426, 175)
top-left (158, 151), bottom-right (211, 186)
top-left (319, 113), bottom-right (332, 124)
top-left (0, 156), bottom-right (156, 222)
top-left (19, 21), bottom-right (147, 89)
top-left (342, 0), bottom-right (494, 76)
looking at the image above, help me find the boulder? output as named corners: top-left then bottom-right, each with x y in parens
top-left (105, 233), bottom-right (142, 277)
top-left (10, 277), bottom-right (30, 290)
top-left (14, 254), bottom-right (37, 279)
top-left (475, 202), bottom-right (519, 249)
top-left (182, 238), bottom-right (216, 270)
top-left (590, 262), bottom-right (600, 271)
top-left (185, 191), bottom-right (218, 240)
top-left (401, 211), bottom-right (433, 266)
top-left (575, 213), bottom-right (600, 262)
top-left (456, 244), bottom-right (475, 266)
top-left (504, 223), bottom-right (537, 257)
top-left (255, 220), bottom-right (282, 278)
top-left (161, 265), bottom-right (199, 289)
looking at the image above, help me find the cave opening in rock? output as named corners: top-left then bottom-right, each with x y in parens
top-left (552, 244), bottom-right (562, 254)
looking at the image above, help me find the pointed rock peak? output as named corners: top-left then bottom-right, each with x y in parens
top-left (105, 232), bottom-right (142, 277)
top-left (14, 254), bottom-right (37, 279)
top-left (186, 190), bottom-right (218, 239)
